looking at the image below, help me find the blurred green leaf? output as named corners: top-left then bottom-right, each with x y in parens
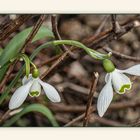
top-left (3, 104), bottom-right (59, 127)
top-left (0, 47), bottom-right (3, 56)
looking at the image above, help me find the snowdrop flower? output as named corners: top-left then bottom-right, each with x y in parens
top-left (9, 69), bottom-right (61, 110)
top-left (97, 59), bottom-right (140, 117)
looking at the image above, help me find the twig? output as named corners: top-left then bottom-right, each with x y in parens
top-left (94, 15), bottom-right (110, 37)
top-left (64, 111), bottom-right (126, 127)
top-left (49, 99), bottom-right (140, 113)
top-left (51, 15), bottom-right (62, 40)
top-left (83, 72), bottom-right (99, 126)
top-left (128, 120), bottom-right (140, 127)
top-left (83, 15), bottom-right (140, 46)
top-left (48, 103), bottom-right (93, 113)
top-left (111, 14), bottom-right (122, 33)
top-left (111, 15), bottom-right (117, 32)
top-left (0, 64), bottom-right (15, 92)
top-left (90, 114), bottom-right (126, 126)
top-left (0, 110), bottom-right (11, 124)
top-left (121, 15), bottom-right (140, 25)
top-left (0, 108), bottom-right (23, 125)
top-left (64, 113), bottom-right (85, 127)
top-left (41, 49), bottom-right (73, 79)
top-left (55, 114), bottom-right (70, 124)
top-left (104, 47), bottom-right (140, 61)
top-left (0, 15), bottom-right (32, 41)
top-left (84, 17), bottom-right (140, 49)
top-left (56, 82), bottom-right (90, 95)
top-left (51, 15), bottom-right (76, 58)
top-left (21, 15), bottom-right (46, 52)
top-left (90, 24), bottom-right (132, 49)
top-left (38, 54), bottom-right (61, 68)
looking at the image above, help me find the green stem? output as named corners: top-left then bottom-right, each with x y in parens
top-left (30, 61), bottom-right (37, 69)
top-left (31, 40), bottom-right (110, 60)
top-left (19, 53), bottom-right (30, 77)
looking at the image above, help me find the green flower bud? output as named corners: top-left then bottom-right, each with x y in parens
top-left (102, 59), bottom-right (115, 73)
top-left (32, 69), bottom-right (39, 78)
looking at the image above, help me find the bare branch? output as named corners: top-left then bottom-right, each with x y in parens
top-left (83, 72), bottom-right (99, 126)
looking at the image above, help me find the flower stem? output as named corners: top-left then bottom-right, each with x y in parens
top-left (32, 40), bottom-right (111, 60)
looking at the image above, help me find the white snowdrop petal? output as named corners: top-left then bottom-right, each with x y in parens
top-left (22, 74), bottom-right (33, 85)
top-left (39, 79), bottom-right (61, 102)
top-left (9, 81), bottom-right (33, 110)
top-left (97, 75), bottom-right (113, 117)
top-left (105, 73), bottom-right (110, 83)
top-left (112, 70), bottom-right (131, 94)
top-left (29, 79), bottom-right (41, 97)
top-left (120, 64), bottom-right (140, 76)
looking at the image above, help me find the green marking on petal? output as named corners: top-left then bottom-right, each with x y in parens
top-left (29, 91), bottom-right (40, 97)
top-left (119, 84), bottom-right (131, 94)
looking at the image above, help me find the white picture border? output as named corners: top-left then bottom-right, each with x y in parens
top-left (0, 0), bottom-right (140, 139)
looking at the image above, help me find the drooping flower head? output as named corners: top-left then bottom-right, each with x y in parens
top-left (97, 59), bottom-right (140, 117)
top-left (9, 69), bottom-right (61, 110)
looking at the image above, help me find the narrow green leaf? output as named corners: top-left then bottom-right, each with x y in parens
top-left (3, 104), bottom-right (59, 127)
